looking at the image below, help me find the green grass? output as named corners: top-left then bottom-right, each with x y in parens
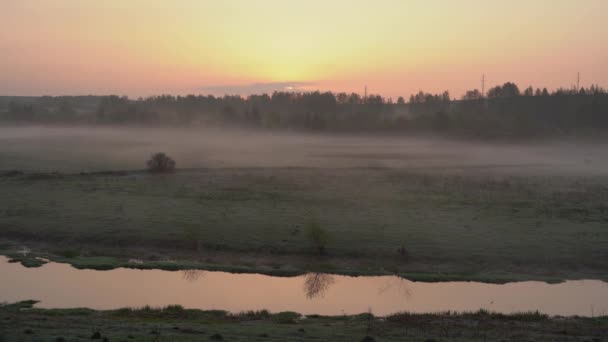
top-left (6, 253), bottom-right (48, 267)
top-left (1, 301), bottom-right (606, 341)
top-left (1, 167), bottom-right (607, 281)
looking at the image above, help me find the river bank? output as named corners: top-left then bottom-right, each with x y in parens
top-left (2, 300), bottom-right (606, 342)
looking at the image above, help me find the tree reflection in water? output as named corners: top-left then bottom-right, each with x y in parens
top-left (303, 273), bottom-right (336, 299)
top-left (377, 277), bottom-right (412, 299)
top-left (182, 269), bottom-right (205, 282)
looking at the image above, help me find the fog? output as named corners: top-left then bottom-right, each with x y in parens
top-left (1, 125), bottom-right (607, 176)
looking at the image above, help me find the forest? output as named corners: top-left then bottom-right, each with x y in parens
top-left (2, 82), bottom-right (607, 138)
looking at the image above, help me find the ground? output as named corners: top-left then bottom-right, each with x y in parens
top-left (1, 160), bottom-right (607, 282)
top-left (1, 127), bottom-right (608, 281)
top-left (2, 126), bottom-right (608, 340)
top-left (1, 301), bottom-right (606, 342)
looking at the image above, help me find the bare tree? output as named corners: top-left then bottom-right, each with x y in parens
top-left (303, 273), bottom-right (335, 299)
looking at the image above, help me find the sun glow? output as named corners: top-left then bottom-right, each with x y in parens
top-left (1, 0), bottom-right (607, 97)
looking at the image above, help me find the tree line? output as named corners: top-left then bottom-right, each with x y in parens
top-left (1, 83), bottom-right (607, 138)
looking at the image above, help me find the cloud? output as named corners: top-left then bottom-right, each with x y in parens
top-left (201, 82), bottom-right (316, 96)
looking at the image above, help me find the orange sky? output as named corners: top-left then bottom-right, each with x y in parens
top-left (1, 0), bottom-right (607, 98)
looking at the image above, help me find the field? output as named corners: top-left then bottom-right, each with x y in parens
top-left (1, 300), bottom-right (606, 342)
top-left (1, 126), bottom-right (608, 281)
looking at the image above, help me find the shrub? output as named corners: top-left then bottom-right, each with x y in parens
top-left (232, 310), bottom-right (271, 320)
top-left (147, 152), bottom-right (176, 173)
top-left (272, 311), bottom-right (301, 324)
top-left (305, 219), bottom-right (330, 255)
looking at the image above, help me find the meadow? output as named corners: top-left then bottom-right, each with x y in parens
top-left (1, 126), bottom-right (607, 281)
top-left (1, 300), bottom-right (606, 342)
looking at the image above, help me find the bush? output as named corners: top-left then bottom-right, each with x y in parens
top-left (305, 219), bottom-right (330, 255)
top-left (272, 311), bottom-right (301, 324)
top-left (147, 152), bottom-right (176, 173)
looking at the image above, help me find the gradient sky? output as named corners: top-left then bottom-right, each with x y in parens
top-left (1, 0), bottom-right (607, 98)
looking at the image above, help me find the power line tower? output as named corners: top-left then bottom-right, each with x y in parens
top-left (481, 73), bottom-right (489, 110)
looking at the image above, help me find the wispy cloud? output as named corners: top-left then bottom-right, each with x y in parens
top-left (201, 82), bottom-right (316, 96)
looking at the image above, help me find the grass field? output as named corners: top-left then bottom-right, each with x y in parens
top-left (1, 300), bottom-right (606, 342)
top-left (1, 126), bottom-right (607, 281)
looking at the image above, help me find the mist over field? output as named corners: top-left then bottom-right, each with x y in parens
top-left (3, 1), bottom-right (608, 340)
top-left (1, 125), bottom-right (607, 177)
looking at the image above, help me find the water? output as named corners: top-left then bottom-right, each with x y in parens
top-left (1, 256), bottom-right (606, 316)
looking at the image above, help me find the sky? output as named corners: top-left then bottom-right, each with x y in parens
top-left (1, 0), bottom-right (607, 98)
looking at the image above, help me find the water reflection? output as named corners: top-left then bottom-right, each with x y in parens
top-left (378, 277), bottom-right (412, 299)
top-left (1, 257), bottom-right (607, 316)
top-left (303, 273), bottom-right (336, 299)
top-left (182, 269), bottom-right (205, 282)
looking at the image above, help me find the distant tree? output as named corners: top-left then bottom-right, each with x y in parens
top-left (348, 93), bottom-right (362, 104)
top-left (7, 101), bottom-right (35, 121)
top-left (486, 86), bottom-right (500, 98)
top-left (589, 84), bottom-right (606, 95)
top-left (147, 152), bottom-right (176, 173)
top-left (56, 98), bottom-right (76, 121)
top-left (364, 94), bottom-right (384, 105)
top-left (250, 105), bottom-right (261, 125)
top-left (503, 82), bottom-right (521, 97)
top-left (462, 89), bottom-right (482, 100)
top-left (4, 87), bottom-right (608, 137)
top-left (441, 91), bottom-right (450, 102)
top-left (8, 100), bottom-right (19, 114)
top-left (221, 104), bottom-right (236, 122)
top-left (487, 82), bottom-right (520, 98)
top-left (432, 111), bottom-right (451, 131)
top-left (336, 92), bottom-right (349, 105)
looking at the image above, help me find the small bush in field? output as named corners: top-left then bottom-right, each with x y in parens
top-left (272, 311), bottom-right (301, 324)
top-left (147, 152), bottom-right (176, 173)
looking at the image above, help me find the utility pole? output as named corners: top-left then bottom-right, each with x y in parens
top-left (577, 72), bottom-right (580, 91)
top-left (364, 85), bottom-right (367, 99)
top-left (481, 73), bottom-right (488, 110)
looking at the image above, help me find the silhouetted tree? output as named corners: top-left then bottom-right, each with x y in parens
top-left (462, 89), bottom-right (482, 100)
top-left (487, 82), bottom-right (520, 98)
top-left (147, 152), bottom-right (176, 173)
top-left (2, 83), bottom-right (608, 138)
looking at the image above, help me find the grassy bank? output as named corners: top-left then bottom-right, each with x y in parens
top-left (1, 300), bottom-right (606, 341)
top-left (1, 167), bottom-right (607, 282)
